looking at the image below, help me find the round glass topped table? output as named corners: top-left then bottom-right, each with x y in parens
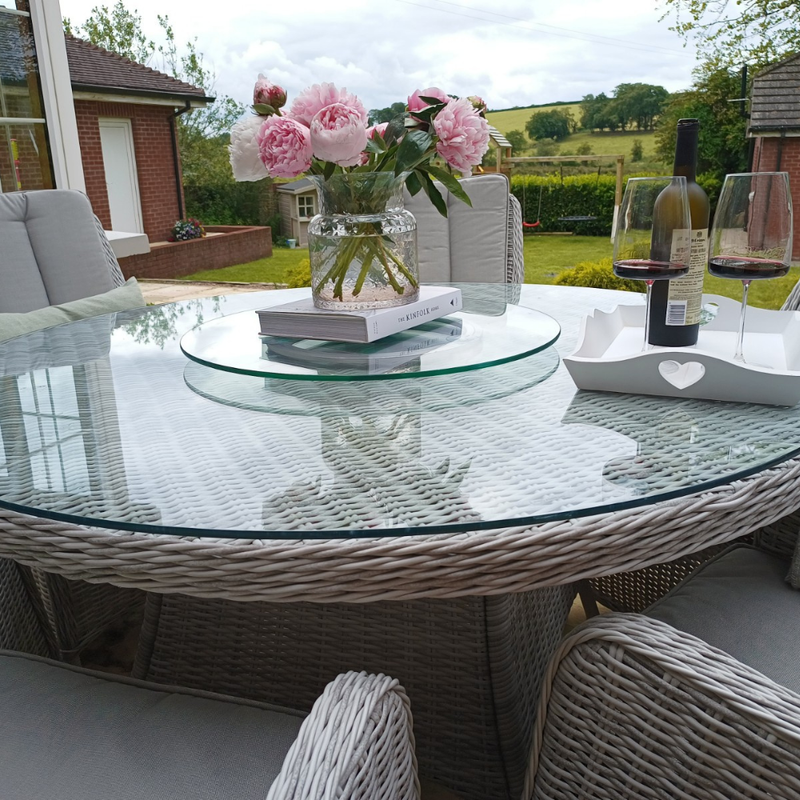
top-left (4, 283), bottom-right (800, 800)
top-left (1, 284), bottom-right (799, 540)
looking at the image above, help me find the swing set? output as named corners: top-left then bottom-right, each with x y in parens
top-left (504, 153), bottom-right (626, 236)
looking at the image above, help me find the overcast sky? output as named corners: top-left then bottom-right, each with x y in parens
top-left (58, 0), bottom-right (699, 111)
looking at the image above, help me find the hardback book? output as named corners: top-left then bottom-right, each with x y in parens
top-left (262, 317), bottom-right (464, 376)
top-left (256, 285), bottom-right (463, 343)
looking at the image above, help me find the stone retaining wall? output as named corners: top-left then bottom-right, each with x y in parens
top-left (119, 225), bottom-right (272, 280)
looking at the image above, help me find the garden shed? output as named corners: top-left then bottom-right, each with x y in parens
top-left (275, 178), bottom-right (316, 246)
top-left (748, 51), bottom-right (800, 259)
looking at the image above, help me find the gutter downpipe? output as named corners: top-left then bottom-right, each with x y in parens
top-left (170, 100), bottom-right (192, 220)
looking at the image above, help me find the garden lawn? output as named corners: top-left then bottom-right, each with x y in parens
top-left (181, 239), bottom-right (799, 311)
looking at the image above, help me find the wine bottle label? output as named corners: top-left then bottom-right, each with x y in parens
top-left (666, 228), bottom-right (708, 326)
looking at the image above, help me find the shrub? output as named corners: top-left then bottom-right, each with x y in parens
top-left (631, 139), bottom-right (644, 162)
top-left (264, 212), bottom-right (289, 247)
top-left (554, 258), bottom-right (642, 292)
top-left (169, 218), bottom-right (205, 242)
top-left (575, 143), bottom-right (593, 155)
top-left (534, 139), bottom-right (560, 157)
top-left (285, 258), bottom-right (311, 288)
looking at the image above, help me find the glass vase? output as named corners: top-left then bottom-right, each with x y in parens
top-left (307, 172), bottom-right (419, 310)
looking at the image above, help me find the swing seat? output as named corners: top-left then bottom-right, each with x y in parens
top-left (522, 220), bottom-right (540, 228)
top-left (558, 215), bottom-right (597, 222)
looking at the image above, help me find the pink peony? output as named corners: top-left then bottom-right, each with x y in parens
top-left (289, 82), bottom-right (367, 126)
top-left (310, 103), bottom-right (368, 167)
top-left (253, 73), bottom-right (287, 111)
top-left (407, 87), bottom-right (449, 118)
top-left (467, 95), bottom-right (487, 117)
top-left (433, 97), bottom-right (490, 175)
top-left (257, 116), bottom-right (313, 179)
top-left (366, 122), bottom-right (389, 140)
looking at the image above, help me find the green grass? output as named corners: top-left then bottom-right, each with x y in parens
top-left (180, 247), bottom-right (306, 284)
top-left (486, 102), bottom-right (661, 163)
top-left (181, 240), bottom-right (798, 311)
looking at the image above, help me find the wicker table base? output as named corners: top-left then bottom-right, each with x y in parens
top-left (132, 586), bottom-right (575, 800)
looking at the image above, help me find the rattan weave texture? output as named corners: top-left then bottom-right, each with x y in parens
top-left (0, 559), bottom-right (49, 656)
top-left (528, 614), bottom-right (800, 799)
top-left (267, 671), bottom-right (419, 800)
top-left (133, 585), bottom-right (574, 800)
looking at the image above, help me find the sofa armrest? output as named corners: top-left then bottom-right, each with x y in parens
top-left (267, 671), bottom-right (419, 800)
top-left (527, 614), bottom-right (800, 799)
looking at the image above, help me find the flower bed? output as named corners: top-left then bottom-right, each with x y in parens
top-left (118, 225), bottom-right (272, 281)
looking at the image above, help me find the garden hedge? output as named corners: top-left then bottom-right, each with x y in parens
top-left (511, 173), bottom-right (721, 237)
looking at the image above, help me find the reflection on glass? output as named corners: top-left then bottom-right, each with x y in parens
top-left (0, 4), bottom-right (53, 193)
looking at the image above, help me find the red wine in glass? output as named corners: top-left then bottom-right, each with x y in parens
top-left (613, 259), bottom-right (690, 281)
top-left (708, 256), bottom-right (790, 281)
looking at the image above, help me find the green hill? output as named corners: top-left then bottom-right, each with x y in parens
top-left (486, 102), bottom-right (661, 159)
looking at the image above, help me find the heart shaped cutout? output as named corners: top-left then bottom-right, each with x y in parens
top-left (658, 360), bottom-right (705, 390)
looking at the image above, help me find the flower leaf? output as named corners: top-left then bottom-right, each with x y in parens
top-left (416, 169), bottom-right (448, 217)
top-left (394, 129), bottom-right (433, 176)
top-left (252, 103), bottom-right (275, 116)
top-left (425, 164), bottom-right (473, 207)
top-left (406, 170), bottom-right (422, 196)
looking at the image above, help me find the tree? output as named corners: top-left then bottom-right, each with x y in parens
top-left (526, 109), bottom-right (573, 142)
top-left (368, 102), bottom-right (405, 125)
top-left (662, 0), bottom-right (800, 68)
top-left (631, 139), bottom-right (644, 162)
top-left (610, 83), bottom-right (669, 131)
top-left (655, 64), bottom-right (748, 181)
top-left (580, 93), bottom-right (617, 132)
top-left (64, 3), bottom-right (248, 222)
top-left (505, 129), bottom-right (528, 151)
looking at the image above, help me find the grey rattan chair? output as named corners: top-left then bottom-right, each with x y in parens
top-left (0, 557), bottom-right (50, 657)
top-left (0, 189), bottom-right (143, 660)
top-left (404, 173), bottom-right (524, 286)
top-left (0, 655), bottom-right (419, 800)
top-left (529, 544), bottom-right (800, 799)
top-left (588, 287), bottom-right (800, 613)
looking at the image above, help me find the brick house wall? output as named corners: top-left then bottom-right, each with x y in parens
top-left (752, 136), bottom-right (800, 260)
top-left (74, 99), bottom-right (183, 242)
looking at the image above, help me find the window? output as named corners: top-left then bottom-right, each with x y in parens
top-left (0, 1), bottom-right (54, 192)
top-left (298, 195), bottom-right (315, 218)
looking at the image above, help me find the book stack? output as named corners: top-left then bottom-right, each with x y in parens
top-left (256, 285), bottom-right (463, 344)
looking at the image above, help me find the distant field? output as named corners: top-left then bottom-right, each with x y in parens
top-left (487, 103), bottom-right (581, 134)
top-left (487, 103), bottom-right (661, 161)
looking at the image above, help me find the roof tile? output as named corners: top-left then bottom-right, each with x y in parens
top-left (65, 35), bottom-right (212, 102)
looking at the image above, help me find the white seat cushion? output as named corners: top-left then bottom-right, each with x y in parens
top-left (0, 190), bottom-right (116, 312)
top-left (0, 649), bottom-right (304, 800)
top-left (404, 174), bottom-right (510, 284)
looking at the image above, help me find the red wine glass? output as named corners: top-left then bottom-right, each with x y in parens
top-left (708, 172), bottom-right (793, 363)
top-left (613, 176), bottom-right (692, 349)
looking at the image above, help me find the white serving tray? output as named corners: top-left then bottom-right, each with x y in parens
top-left (564, 294), bottom-right (800, 406)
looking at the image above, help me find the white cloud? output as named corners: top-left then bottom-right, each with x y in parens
top-left (59, 0), bottom-right (698, 111)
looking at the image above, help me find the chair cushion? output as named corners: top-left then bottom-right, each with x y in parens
top-left (0, 278), bottom-right (145, 344)
top-left (404, 174), bottom-right (510, 284)
top-left (0, 650), bottom-right (305, 800)
top-left (647, 545), bottom-right (800, 693)
top-left (0, 190), bottom-right (116, 313)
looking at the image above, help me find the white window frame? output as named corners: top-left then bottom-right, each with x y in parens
top-left (24, 0), bottom-right (85, 191)
top-left (297, 194), bottom-right (315, 219)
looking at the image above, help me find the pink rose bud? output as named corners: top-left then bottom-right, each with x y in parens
top-left (467, 95), bottom-right (487, 116)
top-left (253, 74), bottom-right (287, 112)
top-left (367, 122), bottom-right (389, 140)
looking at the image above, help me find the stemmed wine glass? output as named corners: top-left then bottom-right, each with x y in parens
top-left (613, 176), bottom-right (692, 349)
top-left (708, 172), bottom-right (793, 363)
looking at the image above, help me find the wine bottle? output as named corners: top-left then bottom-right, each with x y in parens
top-left (648, 119), bottom-right (710, 347)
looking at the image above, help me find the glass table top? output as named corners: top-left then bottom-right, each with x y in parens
top-left (180, 295), bottom-right (561, 381)
top-left (2, 283), bottom-right (800, 540)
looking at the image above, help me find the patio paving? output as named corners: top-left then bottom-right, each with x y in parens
top-left (139, 279), bottom-right (284, 304)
